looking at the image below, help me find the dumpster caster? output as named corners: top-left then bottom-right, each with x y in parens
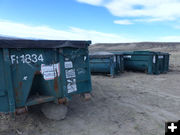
top-left (16, 107), bottom-right (28, 115)
top-left (58, 98), bottom-right (67, 104)
top-left (83, 93), bottom-right (92, 101)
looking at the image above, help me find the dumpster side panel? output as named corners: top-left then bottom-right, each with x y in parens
top-left (165, 54), bottom-right (170, 72)
top-left (0, 49), bottom-right (9, 112)
top-left (158, 55), bottom-right (164, 73)
top-left (0, 50), bottom-right (6, 97)
top-left (124, 55), bottom-right (150, 71)
top-left (62, 47), bottom-right (92, 96)
top-left (161, 53), bottom-right (170, 72)
top-left (90, 56), bottom-right (116, 77)
top-left (156, 52), bottom-right (170, 73)
top-left (119, 55), bottom-right (125, 73)
top-left (125, 60), bottom-right (148, 71)
top-left (90, 58), bottom-right (111, 73)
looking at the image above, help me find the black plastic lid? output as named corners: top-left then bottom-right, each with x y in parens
top-left (0, 38), bottom-right (91, 48)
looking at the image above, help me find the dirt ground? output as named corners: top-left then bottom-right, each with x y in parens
top-left (1, 43), bottom-right (180, 135)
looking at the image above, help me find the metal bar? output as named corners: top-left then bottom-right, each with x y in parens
top-left (26, 96), bottom-right (56, 106)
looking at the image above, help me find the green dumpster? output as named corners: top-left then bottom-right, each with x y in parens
top-left (89, 52), bottom-right (117, 77)
top-left (123, 51), bottom-right (160, 74)
top-left (0, 39), bottom-right (92, 114)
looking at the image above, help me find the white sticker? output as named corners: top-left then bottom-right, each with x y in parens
top-left (114, 56), bottom-right (116, 62)
top-left (158, 56), bottom-right (164, 59)
top-left (65, 69), bottom-right (76, 78)
top-left (23, 76), bottom-right (28, 80)
top-left (65, 61), bottom-right (73, 68)
top-left (67, 79), bottom-right (77, 93)
top-left (41, 63), bottom-right (60, 80)
top-left (124, 55), bottom-right (131, 58)
top-left (153, 56), bottom-right (156, 64)
top-left (84, 56), bottom-right (87, 61)
top-left (65, 58), bottom-right (69, 61)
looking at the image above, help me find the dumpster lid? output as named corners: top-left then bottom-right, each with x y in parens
top-left (89, 51), bottom-right (115, 58)
top-left (0, 38), bottom-right (91, 48)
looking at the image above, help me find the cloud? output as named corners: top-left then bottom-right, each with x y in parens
top-left (114, 20), bottom-right (133, 25)
top-left (159, 36), bottom-right (180, 42)
top-left (76, 0), bottom-right (103, 6)
top-left (174, 25), bottom-right (180, 29)
top-left (76, 0), bottom-right (180, 22)
top-left (0, 20), bottom-right (134, 43)
top-left (134, 18), bottom-right (175, 23)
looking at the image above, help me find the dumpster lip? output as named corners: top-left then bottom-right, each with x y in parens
top-left (0, 39), bottom-right (91, 48)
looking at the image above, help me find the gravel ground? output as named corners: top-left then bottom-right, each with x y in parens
top-left (1, 70), bottom-right (180, 135)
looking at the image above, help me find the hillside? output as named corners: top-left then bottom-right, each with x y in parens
top-left (90, 42), bottom-right (180, 52)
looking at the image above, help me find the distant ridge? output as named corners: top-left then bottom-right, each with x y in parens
top-left (0, 35), bottom-right (24, 40)
top-left (92, 42), bottom-right (180, 46)
top-left (90, 42), bottom-right (180, 52)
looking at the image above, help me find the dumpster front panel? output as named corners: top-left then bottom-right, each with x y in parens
top-left (9, 48), bottom-right (63, 108)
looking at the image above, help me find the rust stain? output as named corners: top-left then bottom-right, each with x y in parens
top-left (54, 76), bottom-right (59, 92)
top-left (14, 81), bottom-right (23, 103)
top-left (15, 91), bottom-right (18, 97)
top-left (14, 87), bottom-right (20, 103)
top-left (58, 98), bottom-right (67, 104)
top-left (16, 107), bottom-right (28, 115)
top-left (19, 82), bottom-right (22, 89)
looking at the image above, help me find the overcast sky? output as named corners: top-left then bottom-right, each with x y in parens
top-left (0, 0), bottom-right (180, 43)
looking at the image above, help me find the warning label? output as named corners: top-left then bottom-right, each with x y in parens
top-left (124, 55), bottom-right (132, 58)
top-left (158, 56), bottom-right (164, 59)
top-left (65, 61), bottom-right (73, 69)
top-left (65, 69), bottom-right (76, 79)
top-left (41, 63), bottom-right (60, 80)
top-left (67, 79), bottom-right (77, 93)
top-left (153, 56), bottom-right (156, 63)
